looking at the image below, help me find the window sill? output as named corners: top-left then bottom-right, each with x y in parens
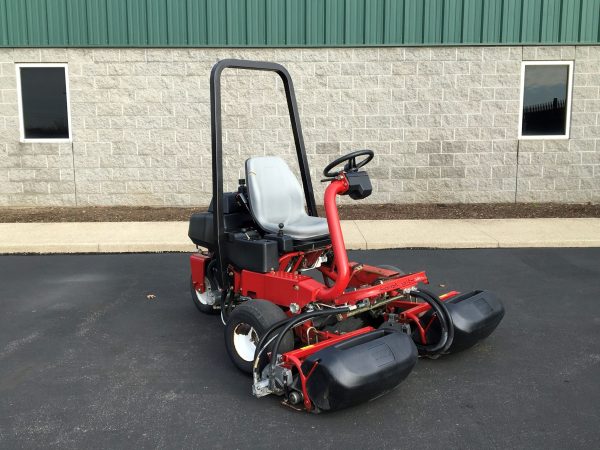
top-left (518, 134), bottom-right (570, 141)
top-left (20, 138), bottom-right (73, 144)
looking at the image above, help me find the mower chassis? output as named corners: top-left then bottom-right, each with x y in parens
top-left (188, 59), bottom-right (505, 413)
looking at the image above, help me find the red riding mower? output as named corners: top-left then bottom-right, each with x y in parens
top-left (188, 60), bottom-right (504, 413)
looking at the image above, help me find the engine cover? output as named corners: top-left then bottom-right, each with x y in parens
top-left (301, 329), bottom-right (417, 411)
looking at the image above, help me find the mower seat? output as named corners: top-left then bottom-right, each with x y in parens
top-left (245, 156), bottom-right (329, 240)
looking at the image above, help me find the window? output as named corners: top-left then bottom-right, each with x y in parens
top-left (519, 61), bottom-right (573, 139)
top-left (15, 63), bottom-right (72, 142)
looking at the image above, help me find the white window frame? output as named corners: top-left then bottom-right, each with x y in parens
top-left (15, 63), bottom-right (73, 143)
top-left (518, 60), bottom-right (574, 140)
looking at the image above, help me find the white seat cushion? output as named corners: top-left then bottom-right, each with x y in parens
top-left (245, 156), bottom-right (329, 240)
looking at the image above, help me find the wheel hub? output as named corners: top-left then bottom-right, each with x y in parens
top-left (233, 323), bottom-right (259, 362)
top-left (195, 277), bottom-right (218, 306)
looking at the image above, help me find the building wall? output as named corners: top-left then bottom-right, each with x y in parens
top-left (0, 46), bottom-right (599, 207)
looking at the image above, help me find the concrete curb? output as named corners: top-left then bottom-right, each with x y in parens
top-left (0, 218), bottom-right (599, 254)
top-left (354, 218), bottom-right (600, 249)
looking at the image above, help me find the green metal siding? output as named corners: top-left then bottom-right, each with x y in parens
top-left (1, 0), bottom-right (599, 47)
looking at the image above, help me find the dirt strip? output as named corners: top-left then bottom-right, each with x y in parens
top-left (1, 203), bottom-right (599, 223)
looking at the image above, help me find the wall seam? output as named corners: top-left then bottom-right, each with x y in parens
top-left (71, 141), bottom-right (77, 206)
top-left (514, 44), bottom-right (524, 204)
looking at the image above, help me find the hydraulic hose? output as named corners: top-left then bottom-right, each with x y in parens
top-left (219, 289), bottom-right (230, 325)
top-left (255, 317), bottom-right (295, 360)
top-left (411, 289), bottom-right (455, 356)
top-left (255, 307), bottom-right (348, 363)
top-left (420, 288), bottom-right (455, 354)
top-left (253, 309), bottom-right (343, 381)
top-left (217, 266), bottom-right (239, 324)
top-left (206, 258), bottom-right (219, 288)
top-left (258, 307), bottom-right (351, 375)
top-left (253, 313), bottom-right (312, 379)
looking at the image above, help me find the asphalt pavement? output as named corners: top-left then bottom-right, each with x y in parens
top-left (1, 249), bottom-right (599, 449)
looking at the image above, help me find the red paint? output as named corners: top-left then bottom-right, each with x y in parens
top-left (283, 327), bottom-right (374, 361)
top-left (240, 270), bottom-right (322, 308)
top-left (190, 253), bottom-right (210, 292)
top-left (316, 177), bottom-right (351, 301)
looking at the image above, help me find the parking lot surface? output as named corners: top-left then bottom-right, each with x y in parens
top-left (1, 249), bottom-right (599, 449)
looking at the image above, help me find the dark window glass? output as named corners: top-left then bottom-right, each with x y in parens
top-left (20, 67), bottom-right (69, 139)
top-left (521, 64), bottom-right (569, 136)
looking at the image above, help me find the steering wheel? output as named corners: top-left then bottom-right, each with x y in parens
top-left (323, 150), bottom-right (374, 178)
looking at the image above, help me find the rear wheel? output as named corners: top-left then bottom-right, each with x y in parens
top-left (224, 299), bottom-right (294, 374)
top-left (190, 275), bottom-right (220, 314)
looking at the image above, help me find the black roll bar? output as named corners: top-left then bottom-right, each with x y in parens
top-left (210, 59), bottom-right (318, 283)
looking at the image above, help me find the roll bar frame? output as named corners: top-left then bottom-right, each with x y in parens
top-left (209, 59), bottom-right (318, 282)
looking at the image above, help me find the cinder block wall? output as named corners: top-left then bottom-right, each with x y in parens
top-left (0, 46), bottom-right (598, 206)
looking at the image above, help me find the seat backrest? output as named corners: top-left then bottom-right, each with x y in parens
top-left (245, 156), bottom-right (306, 230)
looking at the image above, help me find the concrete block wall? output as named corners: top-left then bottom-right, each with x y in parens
top-left (0, 46), bottom-right (598, 207)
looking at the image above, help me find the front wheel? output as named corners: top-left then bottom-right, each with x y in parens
top-left (224, 299), bottom-right (294, 374)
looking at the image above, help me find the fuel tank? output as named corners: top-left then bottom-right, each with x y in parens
top-left (301, 329), bottom-right (417, 411)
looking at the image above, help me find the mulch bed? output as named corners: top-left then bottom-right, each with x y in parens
top-left (1, 203), bottom-right (599, 223)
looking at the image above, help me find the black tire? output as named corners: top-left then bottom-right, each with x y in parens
top-left (190, 275), bottom-right (220, 315)
top-left (224, 299), bottom-right (294, 374)
top-left (379, 264), bottom-right (405, 275)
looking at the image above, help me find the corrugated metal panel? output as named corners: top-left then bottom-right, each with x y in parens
top-left (287, 0), bottom-right (306, 45)
top-left (0, 0), bottom-right (8, 46)
top-left (2, 0), bottom-right (600, 47)
top-left (442, 0), bottom-right (462, 44)
top-left (167, 0), bottom-right (188, 45)
top-left (206, 0), bottom-right (226, 46)
top-left (6, 0), bottom-right (29, 46)
top-left (126, 0), bottom-right (148, 46)
top-left (560, 0), bottom-right (581, 43)
top-left (147, 0), bottom-right (168, 46)
top-left (246, 0), bottom-right (266, 46)
top-left (66, 0), bottom-right (87, 46)
top-left (463, 0), bottom-right (484, 44)
top-left (26, 0), bottom-right (48, 46)
top-left (48, 0), bottom-right (69, 46)
top-left (482, 0), bottom-right (502, 43)
top-left (501, 0), bottom-right (522, 43)
top-left (227, 0), bottom-right (246, 46)
top-left (325, 0), bottom-right (344, 45)
top-left (187, 0), bottom-right (207, 46)
top-left (364, 0), bottom-right (384, 44)
top-left (266, 0), bottom-right (284, 45)
top-left (580, 0), bottom-right (600, 42)
top-left (305, 0), bottom-right (325, 45)
top-left (541, 0), bottom-right (562, 43)
top-left (404, 0), bottom-right (423, 44)
top-left (106, 0), bottom-right (127, 45)
top-left (383, 0), bottom-right (403, 44)
top-left (521, 0), bottom-right (543, 43)
top-left (345, 0), bottom-right (364, 45)
top-left (86, 0), bottom-right (108, 46)
top-left (424, 0), bottom-right (443, 45)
